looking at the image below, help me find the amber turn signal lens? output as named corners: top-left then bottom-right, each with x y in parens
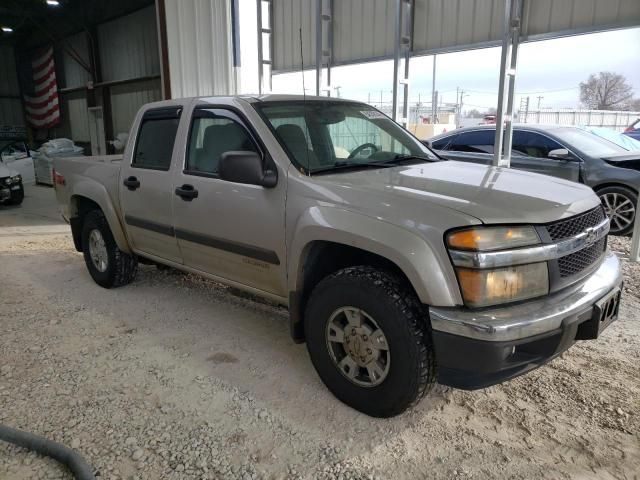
top-left (447, 226), bottom-right (540, 251)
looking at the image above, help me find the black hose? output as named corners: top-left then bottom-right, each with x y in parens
top-left (0, 424), bottom-right (96, 480)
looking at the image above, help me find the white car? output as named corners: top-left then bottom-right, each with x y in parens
top-left (0, 155), bottom-right (24, 205)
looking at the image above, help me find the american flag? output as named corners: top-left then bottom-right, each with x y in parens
top-left (23, 46), bottom-right (61, 130)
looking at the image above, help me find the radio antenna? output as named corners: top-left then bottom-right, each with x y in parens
top-left (299, 27), bottom-right (311, 175)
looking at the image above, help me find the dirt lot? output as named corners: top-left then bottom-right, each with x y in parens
top-left (1, 186), bottom-right (639, 480)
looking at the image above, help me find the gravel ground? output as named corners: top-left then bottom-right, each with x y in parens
top-left (0, 225), bottom-right (639, 479)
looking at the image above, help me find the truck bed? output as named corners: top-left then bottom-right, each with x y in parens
top-left (53, 154), bottom-right (124, 222)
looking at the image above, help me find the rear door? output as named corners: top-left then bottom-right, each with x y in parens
top-left (510, 130), bottom-right (581, 182)
top-left (171, 105), bottom-right (287, 297)
top-left (119, 106), bottom-right (183, 263)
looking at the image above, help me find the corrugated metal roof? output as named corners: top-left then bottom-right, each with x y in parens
top-left (110, 79), bottom-right (161, 134)
top-left (272, 0), bottom-right (640, 71)
top-left (98, 5), bottom-right (160, 82)
top-left (272, 0), bottom-right (316, 72)
top-left (333, 0), bottom-right (396, 64)
top-left (59, 32), bottom-right (92, 89)
top-left (0, 46), bottom-right (20, 95)
top-left (165, 0), bottom-right (235, 98)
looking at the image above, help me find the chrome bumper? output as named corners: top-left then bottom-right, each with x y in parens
top-left (429, 250), bottom-right (622, 342)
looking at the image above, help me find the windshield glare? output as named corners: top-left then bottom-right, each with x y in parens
top-left (555, 127), bottom-right (627, 157)
top-left (257, 101), bottom-right (436, 172)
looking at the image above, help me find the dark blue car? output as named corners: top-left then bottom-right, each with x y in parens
top-left (624, 118), bottom-right (640, 141)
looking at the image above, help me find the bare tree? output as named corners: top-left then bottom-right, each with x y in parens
top-left (630, 98), bottom-right (640, 112)
top-left (579, 72), bottom-right (634, 110)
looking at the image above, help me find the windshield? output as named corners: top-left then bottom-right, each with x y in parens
top-left (256, 101), bottom-right (437, 173)
top-left (554, 127), bottom-right (628, 157)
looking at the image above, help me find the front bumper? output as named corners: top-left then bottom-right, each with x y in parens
top-left (429, 251), bottom-right (622, 389)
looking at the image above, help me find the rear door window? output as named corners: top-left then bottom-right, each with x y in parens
top-left (132, 109), bottom-right (181, 170)
top-left (431, 135), bottom-right (457, 150)
top-left (450, 130), bottom-right (495, 154)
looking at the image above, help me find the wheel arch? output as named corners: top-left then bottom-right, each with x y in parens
top-left (69, 180), bottom-right (131, 253)
top-left (287, 207), bottom-right (462, 342)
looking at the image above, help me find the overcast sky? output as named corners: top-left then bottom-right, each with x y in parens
top-left (238, 5), bottom-right (640, 114)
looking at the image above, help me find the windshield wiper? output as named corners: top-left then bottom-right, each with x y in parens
top-left (388, 153), bottom-right (439, 163)
top-left (311, 160), bottom-right (396, 174)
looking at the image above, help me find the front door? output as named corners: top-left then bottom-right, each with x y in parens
top-left (119, 107), bottom-right (182, 263)
top-left (510, 130), bottom-right (581, 182)
top-left (171, 107), bottom-right (287, 297)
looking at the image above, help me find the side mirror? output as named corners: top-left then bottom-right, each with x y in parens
top-left (548, 148), bottom-right (571, 160)
top-left (219, 151), bottom-right (277, 188)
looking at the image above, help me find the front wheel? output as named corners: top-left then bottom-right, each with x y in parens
top-left (304, 266), bottom-right (436, 417)
top-left (598, 185), bottom-right (637, 236)
top-left (81, 210), bottom-right (138, 288)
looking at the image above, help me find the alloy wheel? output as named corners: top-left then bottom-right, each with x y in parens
top-left (600, 192), bottom-right (635, 234)
top-left (325, 307), bottom-right (390, 387)
top-left (88, 229), bottom-right (109, 272)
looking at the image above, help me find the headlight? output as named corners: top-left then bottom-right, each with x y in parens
top-left (448, 226), bottom-right (540, 251)
top-left (447, 226), bottom-right (548, 307)
top-left (2, 177), bottom-right (11, 186)
top-left (456, 263), bottom-right (549, 308)
top-left (10, 175), bottom-right (21, 184)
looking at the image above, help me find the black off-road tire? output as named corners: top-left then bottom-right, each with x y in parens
top-left (81, 210), bottom-right (137, 288)
top-left (304, 266), bottom-right (436, 417)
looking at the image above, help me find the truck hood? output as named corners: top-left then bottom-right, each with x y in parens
top-left (0, 161), bottom-right (19, 179)
top-left (318, 161), bottom-right (600, 224)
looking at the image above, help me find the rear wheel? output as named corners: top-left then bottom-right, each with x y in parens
top-left (81, 210), bottom-right (137, 288)
top-left (597, 185), bottom-right (637, 236)
top-left (304, 266), bottom-right (436, 417)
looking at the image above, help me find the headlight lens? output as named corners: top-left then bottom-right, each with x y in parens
top-left (448, 226), bottom-right (548, 308)
top-left (447, 226), bottom-right (540, 251)
top-left (3, 177), bottom-right (11, 186)
top-left (10, 175), bottom-right (21, 184)
top-left (456, 263), bottom-right (549, 308)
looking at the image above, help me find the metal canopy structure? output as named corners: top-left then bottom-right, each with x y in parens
top-left (268, 0), bottom-right (640, 138)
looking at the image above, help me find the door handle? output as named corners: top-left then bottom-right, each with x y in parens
top-left (123, 176), bottom-right (140, 191)
top-left (175, 184), bottom-right (199, 201)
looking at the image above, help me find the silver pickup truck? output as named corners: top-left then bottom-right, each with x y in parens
top-left (53, 95), bottom-right (623, 417)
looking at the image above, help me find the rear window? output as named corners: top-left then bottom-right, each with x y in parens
top-left (132, 117), bottom-right (180, 170)
top-left (450, 130), bottom-right (495, 154)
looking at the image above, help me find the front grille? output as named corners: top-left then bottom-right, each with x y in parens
top-left (558, 237), bottom-right (607, 277)
top-left (546, 206), bottom-right (606, 241)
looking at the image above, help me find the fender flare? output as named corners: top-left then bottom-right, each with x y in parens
top-left (288, 206), bottom-right (462, 307)
top-left (70, 179), bottom-right (132, 253)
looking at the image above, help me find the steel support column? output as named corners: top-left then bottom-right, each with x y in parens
top-left (257, 0), bottom-right (273, 94)
top-left (493, 0), bottom-right (522, 167)
top-left (392, 0), bottom-right (413, 124)
top-left (315, 0), bottom-right (333, 96)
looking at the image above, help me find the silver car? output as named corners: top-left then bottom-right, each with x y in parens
top-left (426, 125), bottom-right (640, 235)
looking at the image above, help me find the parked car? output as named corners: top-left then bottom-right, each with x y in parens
top-left (623, 118), bottom-right (640, 141)
top-left (53, 96), bottom-right (622, 417)
top-left (1, 139), bottom-right (36, 185)
top-left (0, 147), bottom-right (24, 205)
top-left (426, 124), bottom-right (640, 235)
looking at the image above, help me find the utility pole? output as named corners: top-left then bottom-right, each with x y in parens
top-left (333, 86), bottom-right (341, 98)
top-left (537, 95), bottom-right (543, 110)
top-left (367, 92), bottom-right (371, 104)
top-left (380, 90), bottom-right (383, 109)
